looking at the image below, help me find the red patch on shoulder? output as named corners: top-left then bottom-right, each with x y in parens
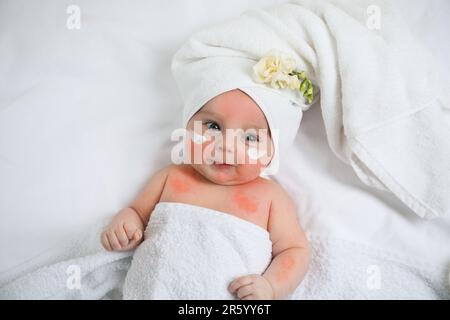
top-left (233, 191), bottom-right (258, 214)
top-left (169, 177), bottom-right (190, 193)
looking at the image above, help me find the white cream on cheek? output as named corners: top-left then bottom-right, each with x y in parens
top-left (190, 129), bottom-right (269, 167)
top-left (247, 147), bottom-right (267, 160)
top-left (191, 131), bottom-right (208, 144)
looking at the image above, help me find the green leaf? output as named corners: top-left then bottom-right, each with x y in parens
top-left (300, 79), bottom-right (308, 94)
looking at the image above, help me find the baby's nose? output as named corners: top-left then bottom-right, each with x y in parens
top-left (215, 143), bottom-right (233, 154)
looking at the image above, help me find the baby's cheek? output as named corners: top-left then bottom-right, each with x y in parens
top-left (202, 140), bottom-right (217, 163)
top-left (231, 149), bottom-right (251, 168)
top-left (185, 136), bottom-right (211, 164)
top-left (183, 138), bottom-right (195, 164)
top-left (245, 141), bottom-right (273, 167)
top-left (235, 163), bottom-right (264, 182)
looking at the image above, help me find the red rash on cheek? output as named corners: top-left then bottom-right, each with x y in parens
top-left (186, 137), bottom-right (213, 164)
top-left (169, 177), bottom-right (190, 193)
top-left (186, 139), bottom-right (202, 164)
top-left (233, 192), bottom-right (258, 214)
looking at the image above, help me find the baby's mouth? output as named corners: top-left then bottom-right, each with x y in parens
top-left (211, 161), bottom-right (236, 168)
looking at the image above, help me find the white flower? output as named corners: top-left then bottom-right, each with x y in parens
top-left (287, 75), bottom-right (301, 90)
top-left (270, 71), bottom-right (291, 89)
top-left (268, 72), bottom-right (301, 90)
top-left (252, 49), bottom-right (316, 105)
top-left (253, 50), bottom-right (297, 85)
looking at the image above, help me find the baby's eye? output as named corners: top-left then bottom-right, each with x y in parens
top-left (245, 134), bottom-right (259, 143)
top-left (204, 121), bottom-right (221, 131)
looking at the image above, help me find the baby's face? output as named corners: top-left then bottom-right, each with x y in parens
top-left (185, 89), bottom-right (274, 185)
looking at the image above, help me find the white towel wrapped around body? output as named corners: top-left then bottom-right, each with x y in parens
top-left (2, 219), bottom-right (447, 299)
top-left (123, 202), bottom-right (273, 300)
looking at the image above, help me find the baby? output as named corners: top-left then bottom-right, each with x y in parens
top-left (101, 88), bottom-right (310, 300)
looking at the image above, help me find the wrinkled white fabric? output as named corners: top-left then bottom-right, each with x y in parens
top-left (171, 0), bottom-right (449, 218)
top-left (123, 202), bottom-right (272, 299)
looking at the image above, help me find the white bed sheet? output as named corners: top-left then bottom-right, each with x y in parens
top-left (0, 0), bottom-right (449, 289)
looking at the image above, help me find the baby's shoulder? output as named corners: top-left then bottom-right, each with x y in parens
top-left (252, 177), bottom-right (289, 199)
top-left (145, 164), bottom-right (185, 187)
top-left (161, 164), bottom-right (201, 184)
top-left (161, 163), bottom-right (191, 176)
top-left (256, 177), bottom-right (293, 205)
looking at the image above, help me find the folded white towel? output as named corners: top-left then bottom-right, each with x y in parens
top-left (0, 250), bottom-right (132, 299)
top-left (171, 0), bottom-right (449, 218)
top-left (295, 234), bottom-right (450, 299)
top-left (123, 202), bottom-right (272, 299)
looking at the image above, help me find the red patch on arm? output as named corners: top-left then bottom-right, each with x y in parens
top-left (281, 256), bottom-right (295, 270)
top-left (233, 192), bottom-right (258, 214)
top-left (276, 256), bottom-right (296, 282)
top-left (169, 177), bottom-right (190, 193)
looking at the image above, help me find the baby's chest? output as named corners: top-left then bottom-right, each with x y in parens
top-left (159, 177), bottom-right (271, 230)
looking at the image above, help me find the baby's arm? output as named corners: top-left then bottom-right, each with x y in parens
top-left (229, 186), bottom-right (310, 299)
top-left (101, 166), bottom-right (169, 251)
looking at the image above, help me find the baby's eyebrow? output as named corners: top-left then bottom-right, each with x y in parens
top-left (198, 109), bottom-right (221, 118)
top-left (198, 109), bottom-right (269, 131)
top-left (245, 123), bottom-right (268, 130)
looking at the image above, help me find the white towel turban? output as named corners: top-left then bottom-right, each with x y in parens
top-left (171, 51), bottom-right (315, 175)
top-left (168, 0), bottom-right (449, 218)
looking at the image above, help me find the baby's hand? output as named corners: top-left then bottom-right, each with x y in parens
top-left (101, 207), bottom-right (144, 251)
top-left (228, 274), bottom-right (274, 300)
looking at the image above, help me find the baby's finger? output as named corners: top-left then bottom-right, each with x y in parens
top-left (228, 276), bottom-right (253, 293)
top-left (107, 232), bottom-right (122, 251)
top-left (124, 224), bottom-right (142, 244)
top-left (241, 294), bottom-right (256, 300)
top-left (236, 284), bottom-right (254, 299)
top-left (115, 227), bottom-right (129, 247)
top-left (122, 231), bottom-right (143, 251)
top-left (132, 229), bottom-right (142, 242)
top-left (123, 222), bottom-right (138, 240)
top-left (101, 232), bottom-right (112, 251)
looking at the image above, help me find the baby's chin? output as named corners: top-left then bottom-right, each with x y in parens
top-left (191, 163), bottom-right (261, 186)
